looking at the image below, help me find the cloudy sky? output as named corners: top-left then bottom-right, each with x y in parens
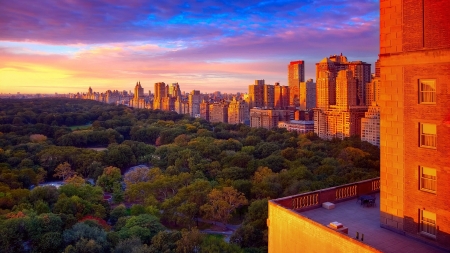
top-left (0, 0), bottom-right (379, 94)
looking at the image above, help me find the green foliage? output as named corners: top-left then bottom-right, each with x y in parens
top-left (96, 166), bottom-right (122, 192)
top-left (0, 98), bottom-right (381, 252)
top-left (200, 235), bottom-right (244, 253)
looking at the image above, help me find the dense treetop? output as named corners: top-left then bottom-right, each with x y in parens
top-left (0, 98), bottom-right (379, 252)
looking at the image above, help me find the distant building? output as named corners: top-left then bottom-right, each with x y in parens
top-left (299, 79), bottom-right (316, 111)
top-left (200, 100), bottom-right (210, 121)
top-left (228, 97), bottom-right (249, 124)
top-left (250, 108), bottom-right (290, 130)
top-left (248, 80), bottom-right (265, 108)
top-left (188, 90), bottom-right (202, 117)
top-left (278, 120), bottom-right (314, 134)
top-left (361, 102), bottom-right (380, 146)
top-left (209, 101), bottom-right (229, 123)
top-left (288, 60), bottom-right (305, 107)
top-left (274, 82), bottom-right (289, 110)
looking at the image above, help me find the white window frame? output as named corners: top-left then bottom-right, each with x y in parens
top-left (420, 210), bottom-right (437, 239)
top-left (420, 166), bottom-right (436, 193)
top-left (419, 79), bottom-right (436, 104)
top-left (420, 123), bottom-right (437, 149)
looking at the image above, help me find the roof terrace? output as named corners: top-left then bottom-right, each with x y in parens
top-left (270, 178), bottom-right (446, 253)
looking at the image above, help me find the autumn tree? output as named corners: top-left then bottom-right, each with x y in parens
top-left (200, 187), bottom-right (248, 227)
top-left (54, 162), bottom-right (76, 181)
top-left (96, 166), bottom-right (122, 192)
top-left (124, 166), bottom-right (150, 187)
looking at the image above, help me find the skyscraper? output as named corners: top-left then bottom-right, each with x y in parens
top-left (288, 60), bottom-right (305, 107)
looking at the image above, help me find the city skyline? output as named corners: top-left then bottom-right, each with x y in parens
top-left (0, 0), bottom-right (379, 94)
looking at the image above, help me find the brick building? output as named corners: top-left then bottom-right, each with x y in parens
top-left (250, 108), bottom-right (290, 129)
top-left (379, 0), bottom-right (450, 249)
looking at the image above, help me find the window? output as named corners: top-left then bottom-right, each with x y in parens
top-left (420, 210), bottom-right (437, 238)
top-left (419, 80), bottom-right (436, 104)
top-left (420, 167), bottom-right (436, 193)
top-left (420, 123), bottom-right (437, 148)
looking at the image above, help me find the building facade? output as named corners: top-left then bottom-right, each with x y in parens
top-left (250, 108), bottom-right (290, 129)
top-left (278, 120), bottom-right (314, 134)
top-left (228, 97), bottom-right (249, 124)
top-left (379, 0), bottom-right (450, 249)
top-left (299, 79), bottom-right (316, 111)
top-left (288, 60), bottom-right (305, 107)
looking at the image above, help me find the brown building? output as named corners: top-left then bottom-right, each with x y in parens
top-left (188, 90), bottom-right (202, 117)
top-left (379, 0), bottom-right (450, 250)
top-left (274, 82), bottom-right (289, 109)
top-left (248, 80), bottom-right (265, 108)
top-left (288, 60), bottom-right (305, 107)
top-left (250, 108), bottom-right (290, 130)
top-left (200, 100), bottom-right (209, 121)
top-left (264, 84), bottom-right (275, 109)
top-left (316, 58), bottom-right (336, 110)
top-left (228, 97), bottom-right (249, 124)
top-left (209, 101), bottom-right (229, 123)
top-left (299, 79), bottom-right (316, 111)
top-left (316, 54), bottom-right (371, 106)
top-left (315, 69), bottom-right (367, 140)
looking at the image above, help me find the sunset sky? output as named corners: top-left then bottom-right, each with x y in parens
top-left (0, 0), bottom-right (379, 94)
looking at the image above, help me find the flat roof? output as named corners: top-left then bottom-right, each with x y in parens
top-left (297, 193), bottom-right (445, 253)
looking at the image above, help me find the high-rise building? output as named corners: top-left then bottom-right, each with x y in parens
top-left (228, 97), bottom-right (249, 124)
top-left (299, 79), bottom-right (316, 111)
top-left (274, 82), bottom-right (289, 110)
top-left (316, 54), bottom-right (371, 106)
top-left (335, 70), bottom-right (357, 110)
top-left (200, 100), bottom-right (210, 121)
top-left (316, 58), bottom-right (336, 109)
top-left (361, 103), bottom-right (380, 147)
top-left (188, 90), bottom-right (202, 117)
top-left (248, 80), bottom-right (265, 108)
top-left (379, 0), bottom-right (450, 249)
top-left (288, 60), bottom-right (305, 107)
top-left (264, 84), bottom-right (275, 109)
top-left (209, 101), bottom-right (229, 123)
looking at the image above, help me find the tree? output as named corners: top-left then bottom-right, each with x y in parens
top-left (54, 162), bottom-right (76, 181)
top-left (63, 222), bottom-right (109, 252)
top-left (230, 199), bottom-right (268, 248)
top-left (176, 227), bottom-right (203, 253)
top-left (96, 166), bottom-right (122, 192)
top-left (65, 175), bottom-right (86, 186)
top-left (124, 166), bottom-right (150, 187)
top-left (113, 237), bottom-right (150, 253)
top-left (149, 231), bottom-right (181, 252)
top-left (200, 187), bottom-right (248, 227)
top-left (200, 235), bottom-right (244, 253)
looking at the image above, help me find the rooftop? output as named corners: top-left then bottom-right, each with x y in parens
top-left (271, 178), bottom-right (446, 253)
top-left (299, 193), bottom-right (445, 253)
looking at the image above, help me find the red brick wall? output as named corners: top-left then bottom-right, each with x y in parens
top-left (380, 0), bottom-right (450, 249)
top-left (424, 0), bottom-right (450, 49)
top-left (402, 62), bottom-right (450, 249)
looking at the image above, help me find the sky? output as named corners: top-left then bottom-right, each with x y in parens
top-left (0, 0), bottom-right (379, 94)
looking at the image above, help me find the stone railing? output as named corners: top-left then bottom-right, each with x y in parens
top-left (273, 177), bottom-right (380, 211)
